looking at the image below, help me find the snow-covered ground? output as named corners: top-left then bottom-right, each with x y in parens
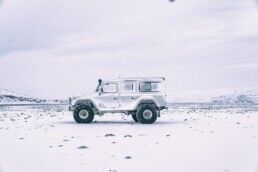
top-left (0, 105), bottom-right (258, 172)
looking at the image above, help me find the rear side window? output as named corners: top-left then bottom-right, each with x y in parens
top-left (139, 82), bottom-right (161, 92)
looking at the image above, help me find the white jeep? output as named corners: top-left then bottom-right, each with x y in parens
top-left (68, 77), bottom-right (167, 124)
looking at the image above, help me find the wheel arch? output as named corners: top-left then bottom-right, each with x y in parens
top-left (74, 99), bottom-right (99, 111)
top-left (135, 98), bottom-right (159, 110)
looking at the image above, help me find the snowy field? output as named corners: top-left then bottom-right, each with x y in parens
top-left (0, 104), bottom-right (258, 172)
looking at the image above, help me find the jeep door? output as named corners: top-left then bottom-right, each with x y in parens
top-left (119, 81), bottom-right (139, 110)
top-left (98, 82), bottom-right (119, 109)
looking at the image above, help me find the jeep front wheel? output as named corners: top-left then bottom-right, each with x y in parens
top-left (132, 113), bottom-right (139, 122)
top-left (73, 105), bottom-right (94, 123)
top-left (136, 104), bottom-right (157, 124)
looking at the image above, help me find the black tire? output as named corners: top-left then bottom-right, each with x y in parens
top-left (73, 105), bottom-right (94, 123)
top-left (136, 104), bottom-right (157, 124)
top-left (132, 113), bottom-right (139, 122)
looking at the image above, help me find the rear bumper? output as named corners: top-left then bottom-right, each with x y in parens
top-left (68, 97), bottom-right (75, 111)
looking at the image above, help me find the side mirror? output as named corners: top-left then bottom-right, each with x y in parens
top-left (99, 88), bottom-right (103, 96)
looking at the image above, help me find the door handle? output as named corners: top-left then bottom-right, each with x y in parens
top-left (113, 97), bottom-right (118, 100)
top-left (131, 97), bottom-right (136, 100)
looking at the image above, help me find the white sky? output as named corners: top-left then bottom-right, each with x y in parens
top-left (0, 0), bottom-right (258, 99)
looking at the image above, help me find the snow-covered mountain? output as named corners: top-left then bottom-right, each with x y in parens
top-left (1, 87), bottom-right (258, 105)
top-left (0, 88), bottom-right (68, 104)
top-left (0, 87), bottom-right (46, 104)
top-left (169, 87), bottom-right (258, 105)
top-left (211, 89), bottom-right (258, 105)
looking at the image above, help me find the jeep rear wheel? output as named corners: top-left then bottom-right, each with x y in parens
top-left (136, 104), bottom-right (157, 124)
top-left (73, 105), bottom-right (94, 123)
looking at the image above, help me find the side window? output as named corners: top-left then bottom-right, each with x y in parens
top-left (121, 82), bottom-right (135, 92)
top-left (139, 82), bottom-right (161, 92)
top-left (102, 83), bottom-right (117, 93)
top-left (150, 83), bottom-right (160, 92)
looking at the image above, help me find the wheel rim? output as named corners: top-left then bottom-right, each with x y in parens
top-left (142, 109), bottom-right (153, 120)
top-left (79, 109), bottom-right (89, 119)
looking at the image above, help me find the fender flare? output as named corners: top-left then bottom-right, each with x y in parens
top-left (134, 98), bottom-right (160, 110)
top-left (74, 99), bottom-right (99, 111)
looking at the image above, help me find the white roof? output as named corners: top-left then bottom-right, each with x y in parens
top-left (104, 77), bottom-right (165, 82)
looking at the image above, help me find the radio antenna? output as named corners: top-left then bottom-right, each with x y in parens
top-left (119, 56), bottom-right (131, 78)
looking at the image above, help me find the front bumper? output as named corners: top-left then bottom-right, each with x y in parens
top-left (158, 106), bottom-right (168, 111)
top-left (68, 105), bottom-right (73, 111)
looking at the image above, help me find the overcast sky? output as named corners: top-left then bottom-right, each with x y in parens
top-left (0, 0), bottom-right (258, 99)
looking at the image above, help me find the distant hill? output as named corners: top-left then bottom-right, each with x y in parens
top-left (1, 87), bottom-right (258, 105)
top-left (169, 87), bottom-right (258, 105)
top-left (0, 88), bottom-right (66, 104)
top-left (211, 89), bottom-right (258, 105)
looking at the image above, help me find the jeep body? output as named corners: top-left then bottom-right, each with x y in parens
top-left (68, 77), bottom-right (167, 124)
